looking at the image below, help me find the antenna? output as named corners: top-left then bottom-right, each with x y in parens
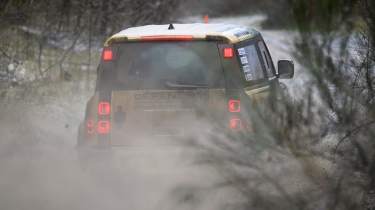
top-left (168, 23), bottom-right (175, 30)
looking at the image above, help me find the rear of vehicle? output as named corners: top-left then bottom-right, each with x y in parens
top-left (77, 24), bottom-right (281, 148)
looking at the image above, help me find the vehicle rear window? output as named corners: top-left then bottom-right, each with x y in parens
top-left (97, 41), bottom-right (224, 90)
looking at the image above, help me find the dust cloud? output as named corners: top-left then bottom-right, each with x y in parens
top-left (0, 87), bottom-right (243, 210)
top-left (0, 85), bottom-right (313, 210)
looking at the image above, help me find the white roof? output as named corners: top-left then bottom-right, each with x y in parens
top-left (105, 23), bottom-right (259, 46)
top-left (115, 23), bottom-right (256, 37)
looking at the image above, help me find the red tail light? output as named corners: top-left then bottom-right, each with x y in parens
top-left (98, 102), bottom-right (111, 116)
top-left (224, 48), bottom-right (234, 58)
top-left (140, 35), bottom-right (194, 41)
top-left (97, 120), bottom-right (111, 134)
top-left (228, 99), bottom-right (240, 113)
top-left (230, 117), bottom-right (242, 130)
top-left (102, 48), bottom-right (113, 61)
top-left (86, 119), bottom-right (95, 135)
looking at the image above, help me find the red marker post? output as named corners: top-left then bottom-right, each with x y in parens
top-left (204, 15), bottom-right (209, 23)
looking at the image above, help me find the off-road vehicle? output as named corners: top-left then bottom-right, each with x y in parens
top-left (77, 23), bottom-right (294, 147)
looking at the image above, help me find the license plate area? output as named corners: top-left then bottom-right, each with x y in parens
top-left (148, 109), bottom-right (192, 136)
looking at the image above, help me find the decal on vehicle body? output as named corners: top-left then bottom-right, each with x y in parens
top-left (240, 56), bottom-right (248, 64)
top-left (238, 48), bottom-right (246, 56)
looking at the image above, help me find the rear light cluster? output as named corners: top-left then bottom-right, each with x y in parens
top-left (86, 101), bottom-right (111, 135)
top-left (228, 99), bottom-right (240, 112)
top-left (98, 102), bottom-right (111, 115)
top-left (97, 120), bottom-right (111, 134)
top-left (102, 48), bottom-right (113, 61)
top-left (229, 117), bottom-right (242, 130)
top-left (86, 120), bottom-right (95, 134)
top-left (228, 99), bottom-right (242, 130)
top-left (223, 47), bottom-right (234, 58)
top-left (97, 101), bottom-right (111, 134)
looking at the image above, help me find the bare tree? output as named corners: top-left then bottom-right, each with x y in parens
top-left (169, 1), bottom-right (375, 210)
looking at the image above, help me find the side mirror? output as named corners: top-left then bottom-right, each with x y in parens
top-left (277, 60), bottom-right (294, 79)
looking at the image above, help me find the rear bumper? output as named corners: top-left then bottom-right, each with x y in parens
top-left (77, 118), bottom-right (249, 148)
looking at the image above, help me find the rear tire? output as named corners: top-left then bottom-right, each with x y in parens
top-left (76, 123), bottom-right (113, 171)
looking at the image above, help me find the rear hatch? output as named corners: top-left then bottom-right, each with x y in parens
top-left (97, 41), bottom-right (226, 145)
